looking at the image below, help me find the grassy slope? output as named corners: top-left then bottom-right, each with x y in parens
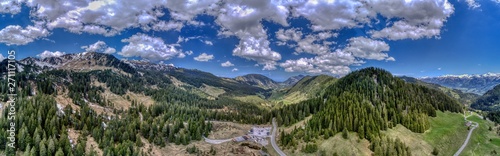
top-left (386, 111), bottom-right (500, 156)
top-left (423, 111), bottom-right (469, 156)
top-left (282, 111), bottom-right (469, 155)
top-left (462, 114), bottom-right (500, 155)
top-left (282, 132), bottom-right (372, 156)
top-left (271, 75), bottom-right (336, 105)
top-left (383, 111), bottom-right (468, 156)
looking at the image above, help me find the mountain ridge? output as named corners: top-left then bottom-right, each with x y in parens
top-left (420, 73), bottom-right (500, 95)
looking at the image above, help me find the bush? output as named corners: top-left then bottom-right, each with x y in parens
top-left (432, 147), bottom-right (439, 155)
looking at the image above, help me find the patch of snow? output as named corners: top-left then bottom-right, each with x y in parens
top-left (17, 64), bottom-right (24, 72)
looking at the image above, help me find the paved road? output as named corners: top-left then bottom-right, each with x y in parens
top-left (453, 118), bottom-right (479, 156)
top-left (271, 118), bottom-right (286, 156)
top-left (204, 137), bottom-right (232, 144)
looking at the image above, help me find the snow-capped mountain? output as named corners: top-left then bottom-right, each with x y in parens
top-left (420, 73), bottom-right (500, 95)
top-left (19, 52), bottom-right (136, 73)
top-left (122, 59), bottom-right (176, 72)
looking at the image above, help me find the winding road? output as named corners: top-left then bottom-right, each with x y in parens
top-left (453, 116), bottom-right (479, 156)
top-left (204, 137), bottom-right (232, 144)
top-left (271, 118), bottom-right (286, 156)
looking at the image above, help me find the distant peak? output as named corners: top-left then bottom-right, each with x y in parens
top-left (432, 73), bottom-right (500, 79)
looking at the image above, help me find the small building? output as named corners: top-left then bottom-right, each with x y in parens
top-left (465, 121), bottom-right (472, 127)
top-left (232, 135), bottom-right (250, 142)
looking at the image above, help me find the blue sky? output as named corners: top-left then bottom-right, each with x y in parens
top-left (0, 0), bottom-right (499, 81)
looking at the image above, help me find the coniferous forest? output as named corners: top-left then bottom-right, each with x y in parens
top-left (0, 61), bottom-right (271, 155)
top-left (0, 62), bottom-right (467, 156)
top-left (276, 68), bottom-right (462, 155)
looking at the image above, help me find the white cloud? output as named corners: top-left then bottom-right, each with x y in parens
top-left (279, 36), bottom-right (392, 76)
top-left (231, 68), bottom-right (238, 72)
top-left (177, 52), bottom-right (186, 58)
top-left (152, 21), bottom-right (184, 31)
top-left (37, 50), bottom-right (65, 59)
top-left (0, 0), bottom-right (23, 14)
top-left (438, 67), bottom-right (442, 70)
top-left (221, 61), bottom-right (234, 67)
top-left (276, 28), bottom-right (303, 42)
top-left (210, 0), bottom-right (290, 70)
top-left (280, 50), bottom-right (358, 75)
top-left (185, 50), bottom-right (193, 55)
top-left (166, 0), bottom-right (219, 21)
top-left (275, 28), bottom-right (337, 55)
top-left (119, 33), bottom-right (184, 61)
top-left (370, 21), bottom-right (442, 40)
top-left (344, 37), bottom-right (391, 61)
top-left (368, 0), bottom-right (454, 40)
top-left (292, 0), bottom-right (371, 31)
top-left (203, 40), bottom-right (213, 46)
top-left (8, 0), bottom-right (456, 76)
top-left (465, 0), bottom-right (480, 9)
top-left (0, 25), bottom-right (50, 45)
top-left (81, 41), bottom-right (116, 54)
top-left (194, 53), bottom-right (214, 62)
top-left (28, 0), bottom-right (169, 35)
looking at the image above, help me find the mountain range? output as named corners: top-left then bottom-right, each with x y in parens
top-left (2, 52), bottom-right (499, 156)
top-left (420, 73), bottom-right (500, 95)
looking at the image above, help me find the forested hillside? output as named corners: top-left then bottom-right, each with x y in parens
top-left (270, 75), bottom-right (336, 105)
top-left (0, 54), bottom-right (469, 156)
top-left (0, 56), bottom-right (272, 155)
top-left (275, 67), bottom-right (462, 154)
top-left (399, 76), bottom-right (479, 106)
top-left (472, 84), bottom-right (500, 111)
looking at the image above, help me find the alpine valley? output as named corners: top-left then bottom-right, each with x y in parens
top-left (1, 52), bottom-right (500, 156)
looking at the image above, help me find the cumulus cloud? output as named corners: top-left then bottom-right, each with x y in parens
top-left (221, 61), bottom-right (234, 67)
top-left (276, 28), bottom-right (303, 42)
top-left (344, 37), bottom-right (392, 61)
top-left (119, 33), bottom-right (184, 61)
top-left (280, 50), bottom-right (358, 75)
top-left (194, 53), bottom-right (214, 62)
top-left (231, 68), bottom-right (238, 72)
top-left (0, 25), bottom-right (50, 45)
top-left (292, 0), bottom-right (372, 31)
top-left (368, 0), bottom-right (454, 40)
top-left (28, 0), bottom-right (170, 35)
top-left (275, 28), bottom-right (337, 55)
top-left (0, 0), bottom-right (23, 14)
top-left (209, 0), bottom-right (290, 70)
top-left (370, 21), bottom-right (442, 40)
top-left (279, 36), bottom-right (391, 76)
top-left (37, 50), bottom-right (65, 59)
top-left (152, 21), bottom-right (184, 31)
top-left (81, 41), bottom-right (116, 54)
top-left (9, 0), bottom-right (456, 75)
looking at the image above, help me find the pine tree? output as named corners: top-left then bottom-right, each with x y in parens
top-left (55, 148), bottom-right (64, 156)
top-left (40, 142), bottom-right (47, 156)
top-left (23, 145), bottom-right (31, 156)
top-left (48, 137), bottom-right (55, 156)
top-left (342, 128), bottom-right (349, 139)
